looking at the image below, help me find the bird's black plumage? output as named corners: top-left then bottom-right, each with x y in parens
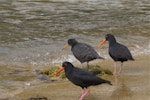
top-left (62, 61), bottom-right (112, 89)
top-left (106, 34), bottom-right (134, 62)
top-left (68, 39), bottom-right (104, 65)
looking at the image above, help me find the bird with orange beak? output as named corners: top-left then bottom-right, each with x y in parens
top-left (62, 38), bottom-right (104, 69)
top-left (55, 61), bottom-right (112, 100)
top-left (98, 34), bottom-right (134, 75)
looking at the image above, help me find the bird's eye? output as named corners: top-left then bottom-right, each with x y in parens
top-left (105, 35), bottom-right (108, 39)
top-left (64, 63), bottom-right (67, 67)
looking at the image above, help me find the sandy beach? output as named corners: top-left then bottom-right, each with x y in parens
top-left (1, 54), bottom-right (148, 100)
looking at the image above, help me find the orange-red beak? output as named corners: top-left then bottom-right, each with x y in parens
top-left (98, 39), bottom-right (107, 47)
top-left (55, 67), bottom-right (64, 76)
top-left (62, 43), bottom-right (69, 50)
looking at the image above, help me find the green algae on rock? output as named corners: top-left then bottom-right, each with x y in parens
top-left (40, 65), bottom-right (112, 79)
top-left (40, 65), bottom-right (66, 79)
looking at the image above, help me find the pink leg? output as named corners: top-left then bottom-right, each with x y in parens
top-left (79, 88), bottom-right (85, 100)
top-left (113, 62), bottom-right (117, 76)
top-left (118, 62), bottom-right (123, 75)
top-left (79, 88), bottom-right (90, 100)
top-left (82, 89), bottom-right (85, 95)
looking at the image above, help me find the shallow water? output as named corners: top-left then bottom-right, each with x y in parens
top-left (0, 0), bottom-right (150, 99)
top-left (0, 0), bottom-right (150, 66)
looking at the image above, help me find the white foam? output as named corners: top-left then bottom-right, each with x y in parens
top-left (52, 55), bottom-right (76, 64)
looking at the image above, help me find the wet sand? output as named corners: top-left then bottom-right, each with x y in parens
top-left (1, 54), bottom-right (150, 100)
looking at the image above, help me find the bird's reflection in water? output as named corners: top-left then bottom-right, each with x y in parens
top-left (111, 76), bottom-right (133, 100)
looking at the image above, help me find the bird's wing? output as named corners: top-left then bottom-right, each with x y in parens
top-left (72, 43), bottom-right (100, 62)
top-left (70, 68), bottom-right (101, 85)
top-left (109, 43), bottom-right (133, 59)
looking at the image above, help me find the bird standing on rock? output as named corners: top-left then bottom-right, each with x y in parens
top-left (62, 38), bottom-right (104, 69)
top-left (55, 61), bottom-right (112, 100)
top-left (98, 34), bottom-right (134, 75)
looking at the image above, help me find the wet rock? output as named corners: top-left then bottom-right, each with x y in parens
top-left (28, 97), bottom-right (48, 100)
top-left (37, 75), bottom-right (48, 81)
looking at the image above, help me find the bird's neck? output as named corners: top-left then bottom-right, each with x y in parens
top-left (108, 38), bottom-right (117, 46)
top-left (64, 66), bottom-right (74, 77)
top-left (71, 42), bottom-right (78, 48)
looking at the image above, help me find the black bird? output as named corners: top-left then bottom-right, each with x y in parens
top-left (62, 38), bottom-right (104, 69)
top-left (98, 34), bottom-right (134, 75)
top-left (55, 61), bottom-right (112, 100)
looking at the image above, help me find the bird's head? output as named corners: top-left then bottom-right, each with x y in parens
top-left (98, 34), bottom-right (115, 47)
top-left (105, 34), bottom-right (115, 41)
top-left (68, 38), bottom-right (78, 46)
top-left (55, 61), bottom-right (72, 76)
top-left (62, 38), bottom-right (78, 50)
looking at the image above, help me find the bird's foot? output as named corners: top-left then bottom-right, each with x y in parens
top-left (117, 70), bottom-right (122, 75)
top-left (79, 88), bottom-right (90, 100)
top-left (79, 97), bottom-right (83, 100)
top-left (117, 72), bottom-right (122, 76)
top-left (113, 72), bottom-right (122, 76)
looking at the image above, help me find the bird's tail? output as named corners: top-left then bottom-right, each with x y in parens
top-left (131, 58), bottom-right (135, 61)
top-left (104, 80), bottom-right (112, 85)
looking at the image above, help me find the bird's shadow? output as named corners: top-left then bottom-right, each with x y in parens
top-left (111, 76), bottom-right (133, 100)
